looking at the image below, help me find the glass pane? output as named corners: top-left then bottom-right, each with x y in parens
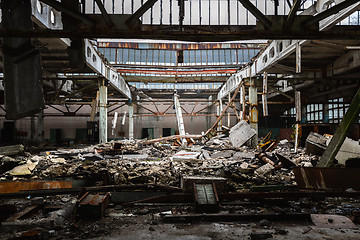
top-left (117, 49), bottom-right (123, 64)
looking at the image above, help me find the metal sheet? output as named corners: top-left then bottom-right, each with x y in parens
top-left (293, 167), bottom-right (360, 190)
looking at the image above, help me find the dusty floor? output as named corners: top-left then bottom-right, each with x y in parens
top-left (2, 209), bottom-right (359, 240)
top-left (49, 215), bottom-right (360, 240)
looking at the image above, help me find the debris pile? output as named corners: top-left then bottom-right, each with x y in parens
top-left (0, 125), bottom-right (359, 239)
top-left (0, 136), bottom-right (318, 192)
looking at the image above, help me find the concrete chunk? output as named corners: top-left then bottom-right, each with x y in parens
top-left (255, 163), bottom-right (275, 176)
top-left (229, 120), bottom-right (256, 148)
top-left (0, 144), bottom-right (24, 156)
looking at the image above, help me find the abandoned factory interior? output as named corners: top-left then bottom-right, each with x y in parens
top-left (1, 0), bottom-right (360, 239)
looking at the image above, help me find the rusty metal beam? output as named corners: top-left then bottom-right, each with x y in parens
top-left (1, 26), bottom-right (360, 40)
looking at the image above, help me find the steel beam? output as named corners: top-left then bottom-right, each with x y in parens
top-left (1, 27), bottom-right (360, 40)
top-left (94, 0), bottom-right (114, 27)
top-left (237, 0), bottom-right (272, 29)
top-left (218, 0), bottom-right (360, 100)
top-left (318, 88), bottom-right (360, 167)
top-left (126, 0), bottom-right (159, 25)
top-left (39, 0), bottom-right (95, 26)
top-left (305, 0), bottom-right (360, 28)
top-left (85, 40), bottom-right (132, 100)
top-left (284, 0), bottom-right (302, 28)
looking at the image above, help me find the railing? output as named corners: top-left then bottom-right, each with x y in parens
top-left (78, 0), bottom-right (359, 26)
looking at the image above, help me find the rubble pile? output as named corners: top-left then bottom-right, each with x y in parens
top-left (0, 136), bottom-right (319, 191)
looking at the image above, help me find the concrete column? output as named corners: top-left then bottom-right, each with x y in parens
top-left (174, 93), bottom-right (187, 146)
top-left (129, 103), bottom-right (134, 140)
top-left (249, 78), bottom-right (258, 147)
top-left (228, 93), bottom-right (231, 127)
top-left (30, 115), bottom-right (36, 142)
top-left (217, 99), bottom-right (223, 133)
top-left (240, 85), bottom-right (246, 120)
top-left (206, 96), bottom-right (213, 130)
top-left (99, 85), bottom-right (108, 143)
top-left (37, 110), bottom-right (44, 142)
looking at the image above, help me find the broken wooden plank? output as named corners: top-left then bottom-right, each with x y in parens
top-left (141, 134), bottom-right (203, 145)
top-left (6, 205), bottom-right (40, 222)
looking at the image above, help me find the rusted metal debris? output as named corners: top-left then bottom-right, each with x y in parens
top-left (257, 152), bottom-right (276, 166)
top-left (293, 167), bottom-right (360, 190)
top-left (77, 192), bottom-right (110, 218)
top-left (0, 181), bottom-right (73, 194)
top-left (275, 153), bottom-right (296, 168)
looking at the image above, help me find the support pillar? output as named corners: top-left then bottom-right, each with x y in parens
top-left (249, 78), bottom-right (258, 147)
top-left (294, 91), bottom-right (301, 153)
top-left (129, 103), bottom-right (134, 140)
top-left (228, 93), bottom-right (231, 127)
top-left (37, 110), bottom-right (44, 143)
top-left (240, 84), bottom-right (246, 120)
top-left (318, 88), bottom-right (360, 167)
top-left (296, 42), bottom-right (301, 73)
top-left (174, 93), bottom-right (187, 146)
top-left (99, 84), bottom-right (108, 143)
top-left (218, 99), bottom-right (223, 134)
top-left (206, 96), bottom-right (213, 130)
top-left (30, 115), bottom-right (36, 142)
top-left (262, 72), bottom-right (268, 116)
